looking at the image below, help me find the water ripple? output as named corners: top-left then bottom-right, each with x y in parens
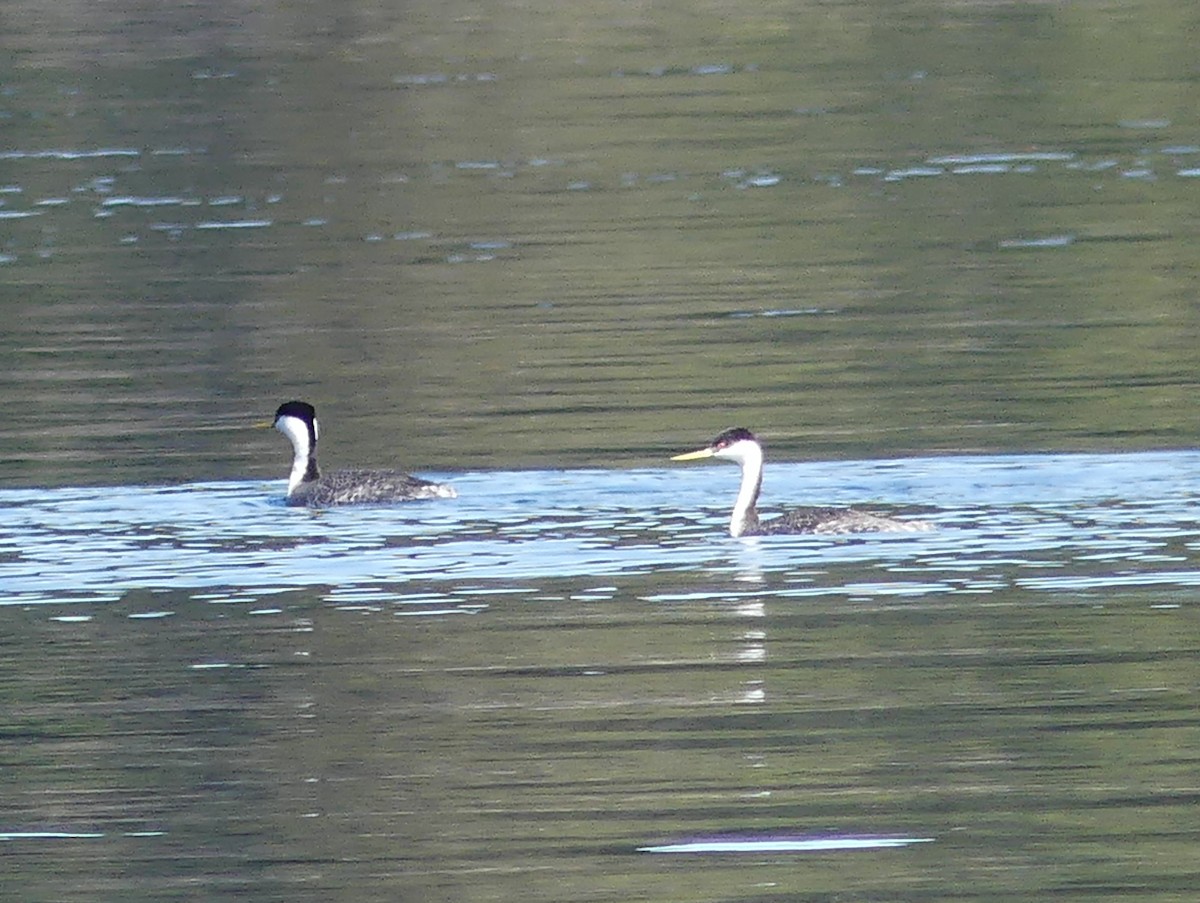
top-left (3, 141), bottom-right (1200, 262)
top-left (2, 452), bottom-right (1199, 609)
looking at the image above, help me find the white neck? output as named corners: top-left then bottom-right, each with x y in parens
top-left (275, 414), bottom-right (317, 495)
top-left (728, 441), bottom-right (763, 537)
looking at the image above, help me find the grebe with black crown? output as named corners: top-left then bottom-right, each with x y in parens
top-left (270, 401), bottom-right (457, 507)
top-left (672, 427), bottom-right (930, 537)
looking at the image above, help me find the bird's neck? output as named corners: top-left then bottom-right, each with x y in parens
top-left (730, 445), bottom-right (764, 537)
top-left (276, 414), bottom-right (321, 496)
top-left (288, 447), bottom-right (320, 495)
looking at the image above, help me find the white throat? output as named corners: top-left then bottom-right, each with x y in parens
top-left (275, 414), bottom-right (317, 495)
top-left (725, 440), bottom-right (763, 538)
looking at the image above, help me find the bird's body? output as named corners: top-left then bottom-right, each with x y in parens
top-left (270, 401), bottom-right (456, 507)
top-left (283, 467), bottom-right (456, 507)
top-left (736, 505), bottom-right (926, 536)
top-left (671, 427), bottom-right (930, 538)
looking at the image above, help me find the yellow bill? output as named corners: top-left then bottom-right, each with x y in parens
top-left (671, 447), bottom-right (715, 461)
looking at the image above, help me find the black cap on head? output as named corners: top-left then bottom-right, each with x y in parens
top-left (274, 400), bottom-right (316, 424)
top-left (711, 427), bottom-right (757, 450)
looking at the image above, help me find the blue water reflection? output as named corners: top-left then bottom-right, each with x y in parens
top-left (3, 451), bottom-right (1199, 608)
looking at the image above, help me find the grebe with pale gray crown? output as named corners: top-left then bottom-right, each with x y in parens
top-left (672, 428), bottom-right (930, 537)
top-left (270, 401), bottom-right (457, 507)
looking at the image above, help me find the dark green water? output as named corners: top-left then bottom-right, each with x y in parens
top-left (3, 0), bottom-right (1200, 484)
top-left (3, 1), bottom-right (1200, 899)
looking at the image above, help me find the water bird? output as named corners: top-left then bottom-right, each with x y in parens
top-left (671, 428), bottom-right (930, 537)
top-left (269, 400), bottom-right (457, 507)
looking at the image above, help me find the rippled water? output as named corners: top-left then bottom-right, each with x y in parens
top-left (5, 452), bottom-right (1200, 607)
top-left (5, 0), bottom-right (1200, 899)
top-left (6, 1), bottom-right (1200, 486)
top-left (4, 452), bottom-right (1200, 899)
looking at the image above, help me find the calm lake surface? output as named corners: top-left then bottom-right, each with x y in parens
top-left (3, 1), bottom-right (1200, 900)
